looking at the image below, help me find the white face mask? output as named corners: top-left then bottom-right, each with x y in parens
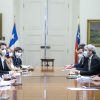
top-left (78, 54), bottom-right (83, 59)
top-left (18, 53), bottom-right (22, 57)
top-left (2, 49), bottom-right (6, 56)
top-left (83, 51), bottom-right (88, 57)
top-left (9, 52), bottom-right (13, 57)
top-left (15, 52), bottom-right (22, 58)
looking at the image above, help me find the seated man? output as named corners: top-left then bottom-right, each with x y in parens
top-left (74, 45), bottom-right (88, 71)
top-left (65, 44), bottom-right (88, 71)
top-left (0, 42), bottom-right (11, 75)
top-left (74, 44), bottom-right (100, 76)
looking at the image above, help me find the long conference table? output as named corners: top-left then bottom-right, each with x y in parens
top-left (0, 67), bottom-right (100, 100)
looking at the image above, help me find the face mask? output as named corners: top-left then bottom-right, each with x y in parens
top-left (9, 52), bottom-right (13, 57)
top-left (83, 51), bottom-right (88, 57)
top-left (18, 53), bottom-right (22, 57)
top-left (1, 49), bottom-right (6, 56)
top-left (78, 54), bottom-right (83, 59)
top-left (15, 52), bottom-right (22, 58)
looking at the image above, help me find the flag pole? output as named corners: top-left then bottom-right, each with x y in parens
top-left (44, 0), bottom-right (48, 59)
top-left (14, 16), bottom-right (16, 23)
top-left (77, 16), bottom-right (80, 26)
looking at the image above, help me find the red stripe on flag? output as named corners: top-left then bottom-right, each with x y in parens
top-left (74, 41), bottom-right (78, 64)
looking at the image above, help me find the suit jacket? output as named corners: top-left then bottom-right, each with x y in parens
top-left (74, 56), bottom-right (88, 71)
top-left (0, 57), bottom-right (11, 74)
top-left (12, 55), bottom-right (22, 68)
top-left (80, 54), bottom-right (100, 76)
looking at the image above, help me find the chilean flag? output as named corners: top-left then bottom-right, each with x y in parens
top-left (9, 23), bottom-right (18, 48)
top-left (74, 24), bottom-right (80, 64)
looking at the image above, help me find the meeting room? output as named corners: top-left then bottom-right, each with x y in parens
top-left (0, 0), bottom-right (100, 100)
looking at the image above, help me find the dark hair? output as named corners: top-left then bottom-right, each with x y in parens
top-left (0, 42), bottom-right (6, 47)
top-left (78, 43), bottom-right (85, 48)
top-left (14, 47), bottom-right (23, 52)
top-left (77, 43), bottom-right (85, 51)
top-left (77, 47), bottom-right (82, 51)
top-left (14, 47), bottom-right (23, 53)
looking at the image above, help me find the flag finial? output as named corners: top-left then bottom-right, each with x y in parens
top-left (14, 16), bottom-right (16, 23)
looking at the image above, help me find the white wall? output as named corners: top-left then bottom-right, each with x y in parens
top-left (0, 0), bottom-right (14, 45)
top-left (67, 0), bottom-right (80, 63)
top-left (0, 0), bottom-right (99, 66)
top-left (80, 0), bottom-right (100, 56)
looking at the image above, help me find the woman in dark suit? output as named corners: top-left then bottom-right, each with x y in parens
top-left (12, 47), bottom-right (23, 68)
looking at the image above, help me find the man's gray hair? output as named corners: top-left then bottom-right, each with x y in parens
top-left (87, 44), bottom-right (96, 53)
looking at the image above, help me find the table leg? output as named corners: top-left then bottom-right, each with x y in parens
top-left (41, 61), bottom-right (43, 66)
top-left (52, 61), bottom-right (54, 66)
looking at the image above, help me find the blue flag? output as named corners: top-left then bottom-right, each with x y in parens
top-left (9, 23), bottom-right (18, 47)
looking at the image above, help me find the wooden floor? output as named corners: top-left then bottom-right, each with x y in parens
top-left (1, 67), bottom-right (100, 100)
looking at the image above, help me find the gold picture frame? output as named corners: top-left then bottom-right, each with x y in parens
top-left (87, 20), bottom-right (100, 47)
top-left (0, 13), bottom-right (2, 40)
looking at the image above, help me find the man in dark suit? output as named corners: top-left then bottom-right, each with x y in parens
top-left (75, 44), bottom-right (100, 76)
top-left (74, 45), bottom-right (88, 71)
top-left (0, 57), bottom-right (10, 74)
top-left (0, 42), bottom-right (11, 75)
top-left (65, 44), bottom-right (88, 71)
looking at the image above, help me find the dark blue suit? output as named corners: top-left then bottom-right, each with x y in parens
top-left (74, 56), bottom-right (88, 71)
top-left (0, 57), bottom-right (10, 75)
top-left (80, 54), bottom-right (100, 76)
top-left (12, 55), bottom-right (22, 68)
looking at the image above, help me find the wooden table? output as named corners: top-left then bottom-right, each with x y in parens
top-left (1, 68), bottom-right (100, 100)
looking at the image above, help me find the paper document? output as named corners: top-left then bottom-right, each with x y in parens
top-left (0, 86), bottom-right (12, 90)
top-left (67, 87), bottom-right (98, 90)
top-left (21, 65), bottom-right (31, 68)
top-left (76, 76), bottom-right (92, 83)
top-left (0, 81), bottom-right (11, 87)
